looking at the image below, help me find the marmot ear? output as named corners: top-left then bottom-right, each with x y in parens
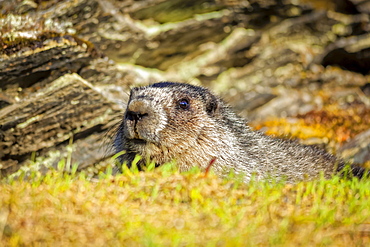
top-left (206, 94), bottom-right (219, 117)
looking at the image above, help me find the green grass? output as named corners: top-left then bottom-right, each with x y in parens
top-left (1, 165), bottom-right (369, 246)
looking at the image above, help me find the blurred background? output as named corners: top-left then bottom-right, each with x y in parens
top-left (0, 0), bottom-right (369, 176)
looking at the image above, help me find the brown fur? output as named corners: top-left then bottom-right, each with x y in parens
top-left (114, 82), bottom-right (366, 182)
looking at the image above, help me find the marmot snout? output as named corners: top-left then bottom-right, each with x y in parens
top-left (124, 98), bottom-right (162, 142)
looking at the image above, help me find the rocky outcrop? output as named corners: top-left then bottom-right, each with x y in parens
top-left (1, 0), bottom-right (369, 176)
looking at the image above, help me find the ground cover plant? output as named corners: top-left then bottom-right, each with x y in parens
top-left (1, 162), bottom-right (369, 246)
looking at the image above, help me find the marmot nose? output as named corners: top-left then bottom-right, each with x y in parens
top-left (125, 110), bottom-right (148, 121)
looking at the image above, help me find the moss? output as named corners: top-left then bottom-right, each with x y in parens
top-left (298, 103), bottom-right (370, 142)
top-left (253, 101), bottom-right (370, 146)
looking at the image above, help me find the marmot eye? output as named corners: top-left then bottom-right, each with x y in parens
top-left (178, 99), bottom-right (190, 109)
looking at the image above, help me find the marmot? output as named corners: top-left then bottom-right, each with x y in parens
top-left (114, 82), bottom-right (367, 183)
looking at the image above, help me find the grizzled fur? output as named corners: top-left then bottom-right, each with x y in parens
top-left (114, 82), bottom-right (367, 183)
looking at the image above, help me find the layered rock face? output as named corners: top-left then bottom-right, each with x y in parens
top-left (1, 0), bottom-right (369, 176)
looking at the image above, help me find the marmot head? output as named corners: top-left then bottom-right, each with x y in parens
top-left (116, 82), bottom-right (222, 166)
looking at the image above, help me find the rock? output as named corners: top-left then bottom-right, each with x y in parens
top-left (318, 33), bottom-right (370, 75)
top-left (0, 73), bottom-right (121, 176)
top-left (0, 92), bottom-right (14, 109)
top-left (338, 129), bottom-right (370, 166)
top-left (0, 15), bottom-right (99, 90)
top-left (223, 91), bottom-right (277, 119)
top-left (246, 88), bottom-right (319, 121)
